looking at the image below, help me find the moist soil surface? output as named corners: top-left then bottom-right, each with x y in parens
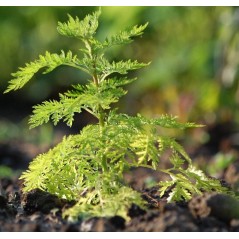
top-left (1, 123), bottom-right (239, 232)
top-left (1, 174), bottom-right (239, 232)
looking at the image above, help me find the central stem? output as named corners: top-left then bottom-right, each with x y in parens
top-left (93, 73), bottom-right (107, 172)
top-left (93, 72), bottom-right (105, 129)
top-left (86, 40), bottom-right (107, 172)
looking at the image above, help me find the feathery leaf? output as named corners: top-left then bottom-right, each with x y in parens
top-left (4, 51), bottom-right (78, 93)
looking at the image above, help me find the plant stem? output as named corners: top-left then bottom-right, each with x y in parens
top-left (85, 40), bottom-right (107, 171)
top-left (93, 73), bottom-right (105, 128)
top-left (101, 156), bottom-right (108, 172)
top-left (85, 39), bottom-right (105, 129)
top-left (93, 72), bottom-right (107, 171)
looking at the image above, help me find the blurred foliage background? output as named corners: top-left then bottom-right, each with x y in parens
top-left (0, 6), bottom-right (239, 151)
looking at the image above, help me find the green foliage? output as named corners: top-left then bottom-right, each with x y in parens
top-left (57, 11), bottom-right (100, 39)
top-left (159, 165), bottom-right (231, 202)
top-left (63, 185), bottom-right (144, 221)
top-left (5, 9), bottom-right (233, 221)
top-left (4, 51), bottom-right (78, 93)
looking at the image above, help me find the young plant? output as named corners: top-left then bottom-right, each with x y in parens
top-left (5, 9), bottom-right (232, 221)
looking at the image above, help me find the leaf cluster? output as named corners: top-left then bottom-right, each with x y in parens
top-left (5, 9), bottom-right (234, 221)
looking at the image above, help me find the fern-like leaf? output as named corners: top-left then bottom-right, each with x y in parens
top-left (102, 23), bottom-right (148, 48)
top-left (169, 152), bottom-right (185, 169)
top-left (57, 10), bottom-right (101, 39)
top-left (167, 184), bottom-right (192, 202)
top-left (29, 81), bottom-right (128, 128)
top-left (159, 165), bottom-right (232, 203)
top-left (130, 133), bottom-right (159, 169)
top-left (153, 114), bottom-right (203, 129)
top-left (63, 186), bottom-right (144, 221)
top-left (4, 51), bottom-right (78, 93)
top-left (158, 180), bottom-right (175, 198)
top-left (184, 165), bottom-right (231, 194)
top-left (29, 99), bottom-right (65, 128)
top-left (97, 57), bottom-right (149, 78)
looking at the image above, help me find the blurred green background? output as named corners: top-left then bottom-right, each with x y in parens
top-left (0, 6), bottom-right (239, 149)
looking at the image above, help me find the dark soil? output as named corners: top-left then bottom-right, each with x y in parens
top-left (1, 123), bottom-right (239, 232)
top-left (1, 175), bottom-right (239, 232)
